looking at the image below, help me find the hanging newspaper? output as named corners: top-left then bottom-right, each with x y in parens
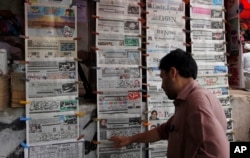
top-left (97, 49), bottom-right (141, 66)
top-left (190, 4), bottom-right (224, 19)
top-left (27, 38), bottom-right (77, 59)
top-left (97, 33), bottom-right (140, 49)
top-left (97, 67), bottom-right (141, 90)
top-left (28, 113), bottom-right (78, 145)
top-left (97, 17), bottom-right (141, 35)
top-left (207, 87), bottom-right (229, 97)
top-left (27, 96), bottom-right (78, 114)
top-left (146, 50), bottom-right (169, 67)
top-left (97, 0), bottom-right (141, 18)
top-left (97, 114), bottom-right (142, 158)
top-left (147, 0), bottom-right (185, 14)
top-left (26, 59), bottom-right (77, 80)
top-left (147, 41), bottom-right (185, 50)
top-left (98, 90), bottom-right (142, 114)
top-left (29, 141), bottom-right (84, 158)
top-left (196, 75), bottom-right (228, 88)
top-left (192, 40), bottom-right (225, 53)
top-left (26, 81), bottom-right (78, 98)
top-left (25, 4), bottom-right (77, 38)
top-left (147, 10), bottom-right (185, 28)
top-left (190, 0), bottom-right (223, 6)
top-left (147, 101), bottom-right (174, 121)
top-left (192, 52), bottom-right (226, 62)
top-left (218, 96), bottom-right (231, 107)
top-left (196, 62), bottom-right (228, 76)
top-left (28, 0), bottom-right (73, 5)
top-left (190, 18), bottom-right (224, 30)
top-left (191, 30), bottom-right (225, 41)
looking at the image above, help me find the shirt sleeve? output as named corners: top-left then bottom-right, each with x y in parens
top-left (156, 115), bottom-right (174, 140)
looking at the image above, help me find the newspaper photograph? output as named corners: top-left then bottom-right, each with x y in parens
top-left (191, 30), bottom-right (225, 41)
top-left (97, 17), bottom-right (141, 35)
top-left (27, 81), bottom-right (78, 98)
top-left (97, 33), bottom-right (141, 49)
top-left (28, 96), bottom-right (78, 113)
top-left (97, 114), bottom-right (142, 158)
top-left (98, 90), bottom-right (142, 114)
top-left (97, 49), bottom-right (141, 66)
top-left (218, 96), bottom-right (231, 107)
top-left (27, 38), bottom-right (77, 59)
top-left (147, 67), bottom-right (161, 82)
top-left (190, 4), bottom-right (224, 19)
top-left (196, 62), bottom-right (228, 76)
top-left (147, 0), bottom-right (184, 14)
top-left (97, 0), bottom-right (141, 18)
top-left (190, 19), bottom-right (224, 30)
top-left (192, 52), bottom-right (226, 62)
top-left (148, 103), bottom-right (174, 121)
top-left (28, 113), bottom-right (78, 145)
top-left (147, 10), bottom-right (185, 28)
top-left (29, 141), bottom-right (84, 158)
top-left (196, 75), bottom-right (228, 88)
top-left (97, 67), bottom-right (141, 90)
top-left (190, 0), bottom-right (223, 6)
top-left (192, 40), bottom-right (225, 53)
top-left (227, 120), bottom-right (233, 132)
top-left (26, 59), bottom-right (77, 80)
top-left (226, 132), bottom-right (234, 142)
top-left (25, 4), bottom-right (77, 37)
top-left (224, 107), bottom-right (232, 119)
top-left (147, 26), bottom-right (185, 43)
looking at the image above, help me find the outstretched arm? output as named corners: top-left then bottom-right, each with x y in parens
top-left (109, 128), bottom-right (160, 148)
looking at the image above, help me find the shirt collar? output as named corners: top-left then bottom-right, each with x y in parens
top-left (175, 80), bottom-right (199, 102)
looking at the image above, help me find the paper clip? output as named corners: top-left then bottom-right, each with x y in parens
top-left (138, 18), bottom-right (146, 24)
top-left (19, 35), bottom-right (29, 39)
top-left (77, 134), bottom-right (85, 141)
top-left (142, 10), bottom-right (149, 14)
top-left (182, 16), bottom-right (191, 20)
top-left (143, 120), bottom-right (151, 126)
top-left (92, 32), bottom-right (100, 35)
top-left (20, 142), bottom-right (30, 149)
top-left (93, 91), bottom-right (102, 94)
top-left (73, 37), bottom-right (81, 40)
top-left (138, 2), bottom-right (146, 7)
top-left (75, 81), bottom-right (83, 85)
top-left (91, 66), bottom-right (101, 70)
top-left (74, 58), bottom-right (83, 62)
top-left (142, 54), bottom-right (149, 57)
top-left (20, 117), bottom-right (32, 121)
top-left (92, 140), bottom-right (101, 144)
top-left (139, 89), bottom-right (147, 93)
top-left (142, 26), bottom-right (149, 29)
top-left (75, 111), bottom-right (85, 117)
top-left (183, 0), bottom-right (190, 4)
top-left (92, 15), bottom-right (100, 19)
top-left (143, 94), bottom-right (150, 98)
top-left (142, 42), bottom-right (149, 45)
top-left (223, 41), bottom-right (228, 45)
top-left (138, 48), bottom-right (146, 51)
top-left (144, 110), bottom-right (151, 115)
top-left (92, 118), bottom-right (100, 122)
top-left (25, 0), bottom-right (32, 5)
top-left (183, 42), bottom-right (192, 47)
top-left (144, 147), bottom-right (154, 151)
top-left (222, 19), bottom-right (227, 23)
top-left (19, 100), bottom-right (30, 105)
top-left (183, 29), bottom-right (191, 33)
top-left (20, 77), bottom-right (30, 82)
top-left (142, 83), bottom-right (150, 86)
top-left (222, 8), bottom-right (227, 12)
top-left (91, 47), bottom-right (99, 51)
top-left (139, 65), bottom-right (147, 69)
top-left (138, 35), bottom-right (146, 38)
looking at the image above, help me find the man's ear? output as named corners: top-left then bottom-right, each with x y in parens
top-left (169, 67), bottom-right (178, 78)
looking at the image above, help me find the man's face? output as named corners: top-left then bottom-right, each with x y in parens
top-left (160, 69), bottom-right (175, 100)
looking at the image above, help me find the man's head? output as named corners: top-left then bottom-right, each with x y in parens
top-left (159, 49), bottom-right (198, 99)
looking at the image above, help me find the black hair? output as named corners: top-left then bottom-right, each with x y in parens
top-left (151, 110), bottom-right (158, 115)
top-left (159, 49), bottom-right (198, 79)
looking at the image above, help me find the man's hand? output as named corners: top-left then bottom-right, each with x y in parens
top-left (109, 136), bottom-right (131, 148)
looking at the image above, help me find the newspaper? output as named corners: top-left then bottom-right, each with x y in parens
top-left (218, 96), bottom-right (231, 107)
top-left (147, 67), bottom-right (161, 82)
top-left (196, 75), bottom-right (228, 88)
top-left (97, 17), bottom-right (141, 35)
top-left (192, 40), bottom-right (225, 53)
top-left (27, 38), bottom-right (77, 59)
top-left (97, 33), bottom-right (141, 49)
top-left (147, 10), bottom-right (185, 28)
top-left (147, 0), bottom-right (184, 13)
top-left (190, 19), bottom-right (224, 30)
top-left (28, 113), bottom-right (78, 145)
top-left (190, 4), bottom-right (224, 19)
top-left (29, 141), bottom-right (84, 158)
top-left (26, 4), bottom-right (77, 37)
top-left (196, 62), bottom-right (228, 76)
top-left (147, 100), bottom-right (174, 121)
top-left (97, 49), bottom-right (141, 66)
top-left (207, 87), bottom-right (229, 97)
top-left (26, 59), bottom-right (77, 80)
top-left (97, 0), bottom-right (141, 18)
top-left (98, 90), bottom-right (141, 114)
top-left (97, 67), bottom-right (141, 90)
top-left (191, 30), bottom-right (225, 41)
top-left (97, 114), bottom-right (142, 158)
top-left (147, 41), bottom-right (185, 50)
top-left (190, 0), bottom-right (223, 6)
top-left (28, 96), bottom-right (78, 113)
top-left (27, 81), bottom-right (78, 98)
top-left (29, 0), bottom-right (73, 5)
top-left (192, 52), bottom-right (226, 62)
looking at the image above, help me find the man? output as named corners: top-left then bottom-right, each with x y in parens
top-left (109, 49), bottom-right (229, 158)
